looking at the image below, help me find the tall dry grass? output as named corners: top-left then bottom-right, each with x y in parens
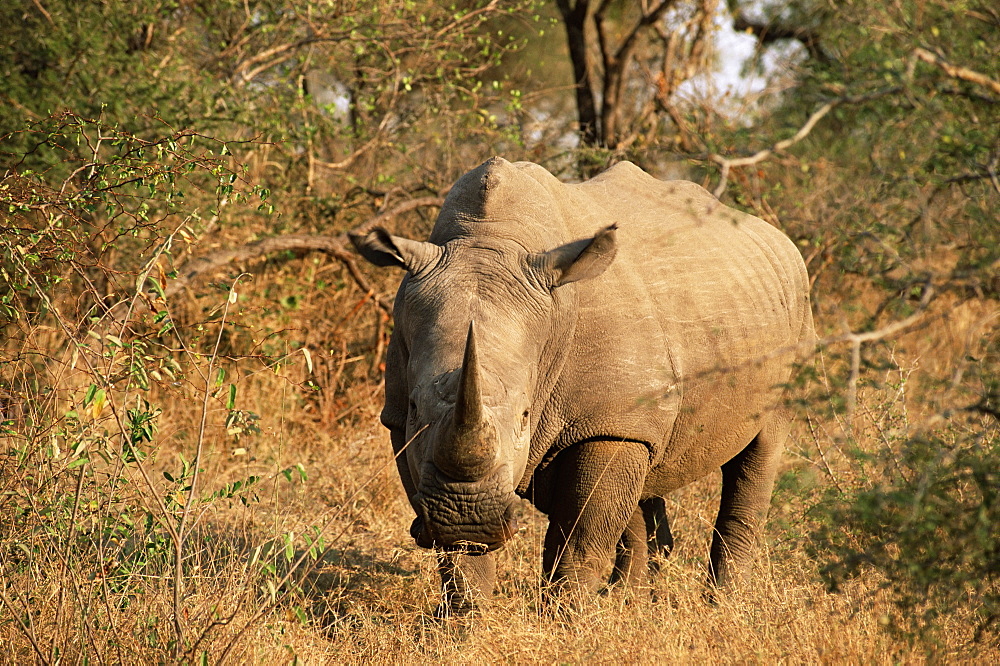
top-left (0, 411), bottom-right (919, 663)
top-left (2, 290), bottom-right (996, 663)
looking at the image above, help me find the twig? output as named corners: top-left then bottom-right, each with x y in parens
top-left (806, 415), bottom-right (844, 494)
top-left (846, 336), bottom-right (861, 438)
top-left (172, 274), bottom-right (245, 658)
top-left (30, 0), bottom-right (54, 25)
top-left (708, 87), bottom-right (904, 198)
top-left (308, 81), bottom-right (402, 174)
top-left (51, 465), bottom-right (86, 663)
top-left (861, 399), bottom-right (910, 484)
top-left (710, 101), bottom-right (833, 198)
top-left (913, 47), bottom-right (1000, 96)
top-left (433, 0), bottom-right (502, 39)
top-left (0, 587), bottom-right (49, 665)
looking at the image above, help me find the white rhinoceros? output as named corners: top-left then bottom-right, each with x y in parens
top-left (351, 157), bottom-right (815, 615)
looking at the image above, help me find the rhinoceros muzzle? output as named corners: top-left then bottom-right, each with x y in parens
top-left (410, 461), bottom-right (520, 551)
top-left (410, 498), bottom-right (519, 552)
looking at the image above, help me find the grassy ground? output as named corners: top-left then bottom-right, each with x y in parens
top-left (2, 256), bottom-right (996, 664)
top-left (2, 379), bottom-right (993, 664)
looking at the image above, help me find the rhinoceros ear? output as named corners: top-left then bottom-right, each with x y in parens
top-left (349, 227), bottom-right (443, 273)
top-left (530, 223), bottom-right (618, 288)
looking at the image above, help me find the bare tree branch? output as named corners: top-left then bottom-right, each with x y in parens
top-left (595, 0), bottom-right (678, 149)
top-left (167, 233), bottom-right (391, 309)
top-left (944, 150), bottom-right (1000, 196)
top-left (732, 12), bottom-right (827, 62)
top-left (912, 47), bottom-right (1000, 96)
top-left (708, 87), bottom-right (905, 198)
top-left (432, 0), bottom-right (502, 39)
top-left (132, 197), bottom-right (445, 321)
top-left (710, 101), bottom-right (834, 198)
top-left (30, 0), bottom-right (54, 26)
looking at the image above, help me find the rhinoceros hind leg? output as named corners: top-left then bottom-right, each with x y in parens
top-left (609, 505), bottom-right (649, 586)
top-left (610, 496), bottom-right (674, 586)
top-left (708, 415), bottom-right (789, 590)
top-left (435, 550), bottom-right (496, 618)
top-left (642, 496), bottom-right (674, 574)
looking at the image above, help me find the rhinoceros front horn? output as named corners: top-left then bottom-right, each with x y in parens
top-left (455, 321), bottom-right (484, 432)
top-left (434, 322), bottom-right (499, 481)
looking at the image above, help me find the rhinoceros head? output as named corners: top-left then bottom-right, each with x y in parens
top-left (351, 159), bottom-right (617, 551)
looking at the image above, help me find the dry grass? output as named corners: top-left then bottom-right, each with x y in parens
top-left (2, 237), bottom-right (997, 665)
top-left (3, 368), bottom-right (995, 664)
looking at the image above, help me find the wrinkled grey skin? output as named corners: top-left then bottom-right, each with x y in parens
top-left (351, 158), bottom-right (815, 615)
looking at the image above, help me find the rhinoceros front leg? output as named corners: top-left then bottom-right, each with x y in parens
top-left (709, 415), bottom-right (788, 589)
top-left (541, 439), bottom-right (649, 598)
top-left (435, 550), bottom-right (496, 618)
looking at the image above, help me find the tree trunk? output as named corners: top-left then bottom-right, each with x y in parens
top-left (556, 0), bottom-right (600, 148)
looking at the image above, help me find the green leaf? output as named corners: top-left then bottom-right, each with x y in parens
top-left (84, 383), bottom-right (97, 407)
top-left (66, 457), bottom-right (89, 469)
top-left (148, 277), bottom-right (166, 300)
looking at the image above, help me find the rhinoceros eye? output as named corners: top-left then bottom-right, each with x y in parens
top-left (521, 409), bottom-right (529, 429)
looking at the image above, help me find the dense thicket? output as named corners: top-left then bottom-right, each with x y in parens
top-left (744, 0), bottom-right (1000, 640)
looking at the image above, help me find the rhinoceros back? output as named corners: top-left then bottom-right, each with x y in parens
top-left (530, 161), bottom-right (813, 491)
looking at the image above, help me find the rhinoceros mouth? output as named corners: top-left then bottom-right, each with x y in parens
top-left (410, 503), bottom-right (519, 552)
top-left (411, 464), bottom-right (520, 551)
